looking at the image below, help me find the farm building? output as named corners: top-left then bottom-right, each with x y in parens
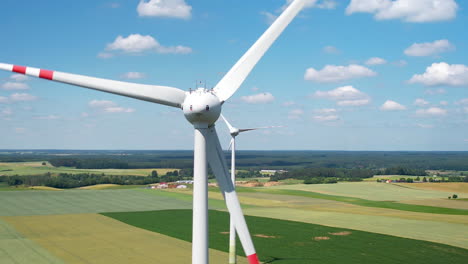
top-left (260, 169), bottom-right (288, 174)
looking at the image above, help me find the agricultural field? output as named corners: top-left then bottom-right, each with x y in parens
top-left (2, 214), bottom-right (243, 264)
top-left (396, 182), bottom-right (468, 193)
top-left (269, 182), bottom-right (459, 201)
top-left (0, 189), bottom-right (192, 216)
top-left (0, 219), bottom-right (64, 264)
top-left (1, 180), bottom-right (468, 263)
top-left (104, 210), bottom-right (468, 264)
top-left (0, 161), bottom-right (176, 176)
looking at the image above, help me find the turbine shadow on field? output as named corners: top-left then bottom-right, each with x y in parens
top-left (263, 256), bottom-right (316, 263)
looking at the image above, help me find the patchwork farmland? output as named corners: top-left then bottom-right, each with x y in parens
top-left (1, 180), bottom-right (468, 263)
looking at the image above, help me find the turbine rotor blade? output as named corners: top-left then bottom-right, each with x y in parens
top-left (213, 0), bottom-right (307, 102)
top-left (206, 126), bottom-right (259, 264)
top-left (228, 138), bottom-right (234, 151)
top-left (220, 114), bottom-right (237, 134)
top-left (0, 63), bottom-right (186, 108)
top-left (238, 125), bottom-right (284, 133)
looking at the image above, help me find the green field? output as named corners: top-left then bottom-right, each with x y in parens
top-left (0, 161), bottom-right (176, 176)
top-left (103, 209), bottom-right (468, 264)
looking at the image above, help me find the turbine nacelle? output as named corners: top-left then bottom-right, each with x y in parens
top-left (230, 128), bottom-right (240, 137)
top-left (182, 88), bottom-right (222, 126)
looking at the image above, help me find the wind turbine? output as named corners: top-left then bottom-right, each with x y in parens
top-left (0, 0), bottom-right (307, 263)
top-left (220, 114), bottom-right (281, 264)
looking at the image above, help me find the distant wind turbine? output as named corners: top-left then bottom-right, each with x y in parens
top-left (220, 114), bottom-right (282, 264)
top-left (0, 0), bottom-right (307, 263)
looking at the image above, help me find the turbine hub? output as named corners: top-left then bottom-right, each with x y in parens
top-left (182, 88), bottom-right (222, 126)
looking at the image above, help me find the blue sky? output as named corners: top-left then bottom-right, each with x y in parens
top-left (0, 0), bottom-right (467, 151)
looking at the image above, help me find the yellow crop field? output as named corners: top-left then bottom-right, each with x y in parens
top-left (77, 184), bottom-right (121, 190)
top-left (1, 214), bottom-right (248, 264)
top-left (270, 182), bottom-right (455, 201)
top-left (0, 219), bottom-right (64, 264)
top-left (400, 198), bottom-right (468, 210)
top-left (29, 186), bottom-right (63, 191)
top-left (396, 182), bottom-right (468, 193)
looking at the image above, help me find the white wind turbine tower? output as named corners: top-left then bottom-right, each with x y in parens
top-left (0, 1), bottom-right (307, 263)
top-left (220, 114), bottom-right (281, 264)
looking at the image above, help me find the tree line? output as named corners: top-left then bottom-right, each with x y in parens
top-left (0, 172), bottom-right (186, 189)
top-left (3, 150), bottom-right (468, 171)
top-left (375, 167), bottom-right (427, 176)
top-left (49, 158), bottom-right (129, 169)
top-left (270, 168), bottom-right (374, 184)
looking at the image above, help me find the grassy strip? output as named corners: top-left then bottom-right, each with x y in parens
top-left (235, 187), bottom-right (468, 215)
top-left (102, 209), bottom-right (468, 264)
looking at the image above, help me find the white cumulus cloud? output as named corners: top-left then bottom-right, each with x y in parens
top-left (282, 101), bottom-right (296, 107)
top-left (416, 107), bottom-right (447, 116)
top-left (10, 93), bottom-right (37, 102)
top-left (416, 123), bottom-right (434, 128)
top-left (260, 11), bottom-right (277, 25)
top-left (337, 99), bottom-right (370, 106)
top-left (241, 93), bottom-right (275, 104)
top-left (312, 108), bottom-right (340, 122)
top-left (10, 74), bottom-right (29, 82)
top-left (120, 72), bottom-right (146, 79)
top-left (425, 88), bottom-right (446, 95)
top-left (105, 34), bottom-right (192, 55)
top-left (288, 109), bottom-right (304, 119)
top-left (365, 57), bottom-right (387, 65)
top-left (346, 0), bottom-right (458, 23)
top-left (414, 98), bottom-right (429, 107)
top-left (315, 0), bottom-right (338, 9)
top-left (313, 114), bottom-right (339, 122)
top-left (89, 100), bottom-right (135, 113)
top-left (455, 98), bottom-right (468, 105)
top-left (105, 107), bottom-right (135, 113)
top-left (1, 82), bottom-right (29, 90)
top-left (314, 86), bottom-right (371, 107)
top-left (0, 96), bottom-right (8, 103)
top-left (323, 45), bottom-right (340, 54)
top-left (284, 0), bottom-right (337, 10)
top-left (137, 0), bottom-right (191, 19)
top-left (314, 85), bottom-right (367, 100)
top-left (314, 108), bottom-right (337, 114)
top-left (392, 60), bottom-right (408, 67)
top-left (89, 100), bottom-right (116, 108)
top-left (97, 52), bottom-right (114, 59)
top-left (409, 62), bottom-right (468, 86)
top-left (305, 64), bottom-right (376, 83)
top-left (380, 100), bottom-right (406, 111)
top-left (0, 107), bottom-right (12, 117)
top-left (35, 115), bottom-right (61, 120)
top-left (404, 39), bottom-right (455, 57)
